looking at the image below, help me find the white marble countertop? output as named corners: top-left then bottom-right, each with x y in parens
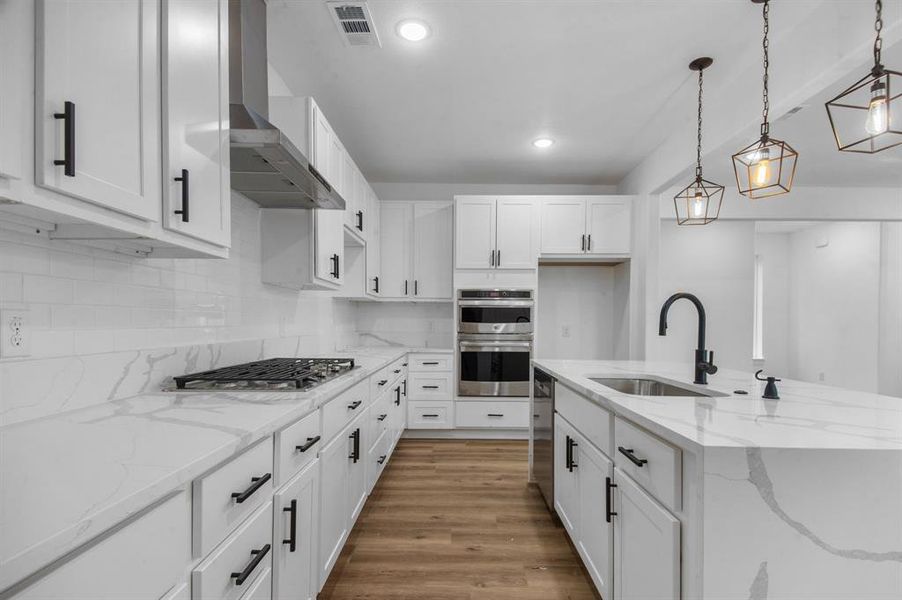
top-left (0, 346), bottom-right (408, 592)
top-left (533, 359), bottom-right (902, 452)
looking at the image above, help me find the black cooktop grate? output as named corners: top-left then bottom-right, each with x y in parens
top-left (173, 357), bottom-right (355, 389)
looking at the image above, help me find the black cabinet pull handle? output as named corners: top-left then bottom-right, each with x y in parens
top-left (422, 361), bottom-right (439, 365)
top-left (295, 435), bottom-right (320, 453)
top-left (490, 249), bottom-right (495, 266)
top-left (496, 249), bottom-right (500, 266)
top-left (414, 280), bottom-right (418, 295)
top-left (394, 386), bottom-right (401, 406)
top-left (377, 413), bottom-right (387, 421)
top-left (282, 499), bottom-right (297, 552)
top-left (231, 544), bottom-right (271, 585)
top-left (566, 437), bottom-right (578, 471)
top-left (356, 210), bottom-right (364, 231)
top-left (404, 280), bottom-right (409, 295)
top-left (402, 379), bottom-right (407, 397)
top-left (618, 446), bottom-right (648, 467)
top-left (231, 473), bottom-right (271, 503)
top-left (53, 101), bottom-right (75, 177)
top-left (587, 234), bottom-right (592, 252)
top-left (393, 369), bottom-right (401, 374)
top-left (422, 385), bottom-right (439, 389)
top-left (377, 455), bottom-right (386, 464)
top-left (606, 477), bottom-right (618, 522)
top-left (565, 435), bottom-right (572, 470)
top-left (330, 254), bottom-right (340, 279)
top-left (173, 168), bottom-right (190, 222)
top-left (402, 362), bottom-right (408, 367)
top-left (378, 379), bottom-right (388, 386)
top-left (349, 428), bottom-right (360, 462)
top-left (422, 414), bottom-right (439, 418)
top-left (373, 276), bottom-right (380, 293)
top-left (348, 400), bottom-right (362, 410)
top-left (487, 413), bottom-right (504, 417)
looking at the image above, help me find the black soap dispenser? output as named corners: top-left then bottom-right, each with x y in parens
top-left (755, 370), bottom-right (781, 400)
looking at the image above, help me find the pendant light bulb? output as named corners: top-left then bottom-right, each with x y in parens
top-left (690, 191), bottom-right (706, 219)
top-left (866, 81), bottom-right (889, 135)
top-left (752, 149), bottom-right (771, 186)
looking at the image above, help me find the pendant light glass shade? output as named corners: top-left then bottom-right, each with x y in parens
top-left (732, 0), bottom-right (797, 199)
top-left (826, 0), bottom-right (902, 153)
top-left (674, 57), bottom-right (724, 226)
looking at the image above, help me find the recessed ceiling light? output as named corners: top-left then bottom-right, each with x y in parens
top-left (397, 20), bottom-right (430, 42)
top-left (533, 138), bottom-right (554, 149)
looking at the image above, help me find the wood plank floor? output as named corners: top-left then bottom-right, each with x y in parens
top-left (319, 439), bottom-right (600, 600)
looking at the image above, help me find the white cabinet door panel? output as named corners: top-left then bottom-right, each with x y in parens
top-left (496, 197), bottom-right (538, 268)
top-left (540, 198), bottom-right (586, 254)
top-left (577, 434), bottom-right (614, 600)
top-left (365, 188), bottom-right (381, 297)
top-left (273, 461), bottom-right (319, 600)
top-left (454, 197), bottom-right (496, 269)
top-left (314, 209), bottom-right (344, 286)
top-left (586, 197), bottom-right (631, 255)
top-left (553, 414), bottom-right (579, 538)
top-left (162, 0), bottom-right (230, 246)
top-left (380, 202), bottom-right (413, 298)
top-left (613, 468), bottom-right (680, 600)
top-left (318, 427), bottom-right (349, 584)
top-left (413, 202), bottom-right (452, 299)
top-left (35, 0), bottom-right (161, 221)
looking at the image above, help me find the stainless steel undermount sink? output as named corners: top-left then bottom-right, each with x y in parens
top-left (590, 377), bottom-right (722, 398)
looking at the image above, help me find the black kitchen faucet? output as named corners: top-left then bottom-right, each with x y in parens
top-left (658, 292), bottom-right (718, 385)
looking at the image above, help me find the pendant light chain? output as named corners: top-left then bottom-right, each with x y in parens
top-left (761, 0), bottom-right (770, 138)
top-left (874, 0), bottom-right (884, 69)
top-left (696, 67), bottom-right (704, 179)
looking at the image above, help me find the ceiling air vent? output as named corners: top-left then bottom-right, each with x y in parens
top-left (327, 1), bottom-right (382, 47)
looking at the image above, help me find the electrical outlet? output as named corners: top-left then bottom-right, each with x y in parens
top-left (1, 309), bottom-right (30, 358)
top-left (561, 325), bottom-right (571, 338)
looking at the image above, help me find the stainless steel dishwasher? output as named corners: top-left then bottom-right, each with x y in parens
top-left (532, 366), bottom-right (555, 512)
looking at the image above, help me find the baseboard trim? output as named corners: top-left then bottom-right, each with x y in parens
top-left (402, 428), bottom-right (529, 440)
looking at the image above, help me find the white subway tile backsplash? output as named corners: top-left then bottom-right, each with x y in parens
top-left (23, 274), bottom-right (74, 304)
top-left (0, 272), bottom-right (23, 303)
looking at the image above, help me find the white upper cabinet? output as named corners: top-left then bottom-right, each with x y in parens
top-left (540, 198), bottom-right (587, 254)
top-left (161, 0), bottom-right (230, 247)
top-left (412, 202), bottom-right (453, 299)
top-left (0, 0), bottom-right (28, 180)
top-left (496, 197), bottom-right (539, 268)
top-left (380, 202), bottom-right (413, 298)
top-left (35, 0), bottom-right (161, 221)
top-left (315, 209), bottom-right (344, 287)
top-left (454, 197), bottom-right (496, 269)
top-left (365, 187), bottom-right (381, 297)
top-left (540, 196), bottom-right (632, 256)
top-left (586, 197), bottom-right (631, 255)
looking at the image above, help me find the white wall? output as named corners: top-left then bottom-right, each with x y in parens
top-left (755, 233), bottom-right (792, 376)
top-left (878, 222), bottom-right (902, 397)
top-left (535, 264), bottom-right (628, 360)
top-left (652, 221), bottom-right (756, 372)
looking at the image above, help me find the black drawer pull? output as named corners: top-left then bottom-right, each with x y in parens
top-left (487, 413), bottom-right (504, 417)
top-left (283, 499), bottom-right (297, 552)
top-left (231, 544), bottom-right (271, 585)
top-left (231, 473), bottom-right (271, 503)
top-left (373, 276), bottom-right (380, 293)
top-left (295, 435), bottom-right (321, 453)
top-left (53, 101), bottom-right (75, 176)
top-left (378, 379), bottom-right (388, 386)
top-left (422, 414), bottom-right (439, 418)
top-left (394, 387), bottom-right (401, 406)
top-left (173, 168), bottom-right (189, 222)
top-left (393, 369), bottom-right (401, 374)
top-left (348, 400), bottom-right (362, 410)
top-left (356, 210), bottom-right (364, 231)
top-left (618, 446), bottom-right (648, 467)
top-left (377, 455), bottom-right (386, 464)
top-left (422, 385), bottom-right (440, 389)
top-left (402, 363), bottom-right (408, 367)
top-left (606, 477), bottom-right (618, 522)
top-left (422, 361), bottom-right (440, 365)
top-left (377, 413), bottom-right (387, 421)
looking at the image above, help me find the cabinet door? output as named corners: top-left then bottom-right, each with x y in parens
top-left (310, 102), bottom-right (331, 177)
top-left (576, 434), bottom-right (614, 600)
top-left (329, 134), bottom-right (345, 198)
top-left (540, 198), bottom-right (586, 254)
top-left (35, 0), bottom-right (161, 221)
top-left (341, 152), bottom-right (357, 231)
top-left (496, 197), bottom-right (538, 268)
top-left (318, 431), bottom-right (349, 583)
top-left (161, 0), bottom-right (230, 247)
top-left (273, 461), bottom-right (319, 600)
top-left (0, 0), bottom-right (28, 179)
top-left (380, 202), bottom-right (413, 298)
top-left (348, 421), bottom-right (368, 525)
top-left (412, 202), bottom-right (453, 299)
top-left (314, 209), bottom-right (344, 287)
top-left (365, 189), bottom-right (381, 297)
top-left (613, 468), bottom-right (680, 600)
top-left (553, 415), bottom-right (579, 538)
top-left (454, 197), bottom-right (496, 269)
top-left (586, 197), bottom-right (631, 255)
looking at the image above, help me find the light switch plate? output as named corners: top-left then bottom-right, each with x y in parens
top-left (0, 309), bottom-right (30, 358)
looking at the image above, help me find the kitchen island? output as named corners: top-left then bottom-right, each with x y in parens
top-left (531, 359), bottom-right (902, 600)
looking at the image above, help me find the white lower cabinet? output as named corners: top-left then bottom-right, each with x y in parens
top-left (239, 568), bottom-right (272, 600)
top-left (272, 461), bottom-right (319, 600)
top-left (553, 415), bottom-right (580, 537)
top-left (613, 467), bottom-right (680, 600)
top-left (317, 426), bottom-right (350, 585)
top-left (12, 491), bottom-right (190, 600)
top-left (576, 435), bottom-right (614, 599)
top-left (347, 415), bottom-right (368, 524)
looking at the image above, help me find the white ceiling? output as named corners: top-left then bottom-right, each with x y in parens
top-left (266, 1), bottom-right (902, 187)
top-left (266, 0), bottom-right (770, 185)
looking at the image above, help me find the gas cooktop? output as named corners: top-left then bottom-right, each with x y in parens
top-left (172, 357), bottom-right (356, 391)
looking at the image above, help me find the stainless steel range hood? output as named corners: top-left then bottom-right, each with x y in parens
top-left (229, 0), bottom-right (345, 209)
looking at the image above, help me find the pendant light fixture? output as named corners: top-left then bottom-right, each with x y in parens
top-left (674, 57), bottom-right (724, 226)
top-left (732, 0), bottom-right (798, 199)
top-left (826, 0), bottom-right (902, 153)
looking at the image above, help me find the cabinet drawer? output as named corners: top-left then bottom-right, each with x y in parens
top-left (275, 410), bottom-right (321, 486)
top-left (194, 438), bottom-right (274, 557)
top-left (367, 430), bottom-right (389, 494)
top-left (386, 356), bottom-right (407, 380)
top-left (12, 492), bottom-right (190, 600)
top-left (407, 401), bottom-right (454, 429)
top-left (369, 393), bottom-right (391, 447)
top-left (555, 383), bottom-right (612, 456)
top-left (322, 380), bottom-right (368, 444)
top-left (408, 353), bottom-right (452, 372)
top-left (240, 568), bottom-right (272, 600)
top-left (370, 368), bottom-right (393, 402)
top-left (408, 373), bottom-right (452, 400)
top-left (456, 400), bottom-right (529, 428)
top-left (614, 417), bottom-right (681, 512)
top-left (192, 501), bottom-right (273, 600)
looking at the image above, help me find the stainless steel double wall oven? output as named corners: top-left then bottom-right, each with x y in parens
top-left (457, 289), bottom-right (534, 397)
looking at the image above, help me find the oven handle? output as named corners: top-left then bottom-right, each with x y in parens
top-left (457, 300), bottom-right (535, 307)
top-left (459, 341), bottom-right (532, 351)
